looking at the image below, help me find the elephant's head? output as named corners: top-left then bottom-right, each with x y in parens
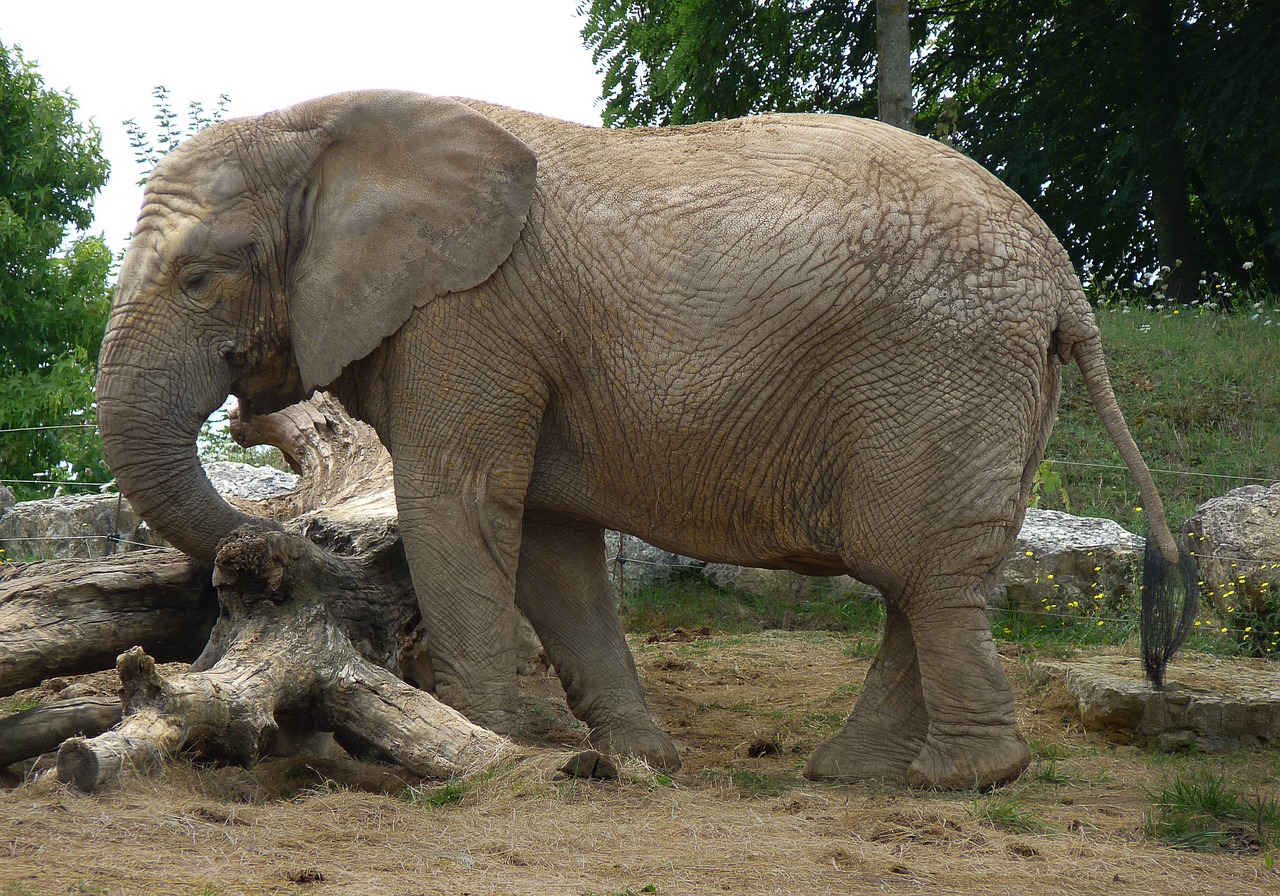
top-left (97, 91), bottom-right (537, 562)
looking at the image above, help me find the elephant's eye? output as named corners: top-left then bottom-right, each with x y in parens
top-left (181, 270), bottom-right (212, 294)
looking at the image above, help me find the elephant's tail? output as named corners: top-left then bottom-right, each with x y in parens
top-left (1071, 328), bottom-right (1199, 689)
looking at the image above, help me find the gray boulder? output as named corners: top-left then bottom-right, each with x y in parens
top-left (604, 532), bottom-right (701, 590)
top-left (606, 508), bottom-right (1145, 614)
top-left (994, 508), bottom-right (1145, 613)
top-left (0, 462), bottom-right (297, 562)
top-left (1185, 483), bottom-right (1280, 621)
top-left (202, 461), bottom-right (298, 503)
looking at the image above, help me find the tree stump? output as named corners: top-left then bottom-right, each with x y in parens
top-left (0, 393), bottom-right (563, 790)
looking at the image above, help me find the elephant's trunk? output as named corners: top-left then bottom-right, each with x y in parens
top-left (97, 325), bottom-right (264, 565)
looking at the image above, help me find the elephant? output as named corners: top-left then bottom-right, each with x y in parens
top-left (97, 90), bottom-right (1194, 789)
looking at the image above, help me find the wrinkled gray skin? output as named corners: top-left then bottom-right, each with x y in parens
top-left (98, 91), bottom-right (1182, 788)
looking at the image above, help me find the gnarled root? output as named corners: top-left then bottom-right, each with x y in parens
top-left (56, 528), bottom-right (522, 792)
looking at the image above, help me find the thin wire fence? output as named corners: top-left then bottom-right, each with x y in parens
top-left (0, 423), bottom-right (98, 434)
top-left (4, 422), bottom-right (1278, 652)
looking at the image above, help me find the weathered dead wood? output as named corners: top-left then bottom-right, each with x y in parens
top-left (0, 552), bottom-right (215, 694)
top-left (0, 393), bottom-right (566, 789)
top-left (57, 529), bottom-right (521, 791)
top-left (0, 696), bottom-right (121, 767)
top-left (230, 391), bottom-right (397, 526)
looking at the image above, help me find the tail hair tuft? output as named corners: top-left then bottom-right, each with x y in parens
top-left (1140, 537), bottom-right (1199, 690)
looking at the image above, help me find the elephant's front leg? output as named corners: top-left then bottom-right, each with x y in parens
top-left (516, 519), bottom-right (681, 771)
top-left (395, 464), bottom-right (532, 734)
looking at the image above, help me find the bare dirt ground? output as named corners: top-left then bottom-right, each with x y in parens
top-left (2, 631), bottom-right (1278, 896)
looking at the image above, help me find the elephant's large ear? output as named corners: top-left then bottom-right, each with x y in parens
top-left (283, 92), bottom-right (536, 391)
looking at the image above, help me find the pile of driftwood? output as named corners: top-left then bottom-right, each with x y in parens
top-left (0, 395), bottom-right (598, 791)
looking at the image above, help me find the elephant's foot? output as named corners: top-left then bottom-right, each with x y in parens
top-left (905, 729), bottom-right (1030, 790)
top-left (589, 718), bottom-right (681, 772)
top-left (434, 679), bottom-right (519, 737)
top-left (803, 725), bottom-right (925, 783)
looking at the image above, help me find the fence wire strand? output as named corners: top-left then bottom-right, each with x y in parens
top-left (4, 422), bottom-right (1278, 651)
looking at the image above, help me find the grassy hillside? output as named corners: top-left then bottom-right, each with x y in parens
top-left (1043, 301), bottom-right (1280, 534)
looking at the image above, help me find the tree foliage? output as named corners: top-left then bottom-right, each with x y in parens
top-left (581, 0), bottom-right (879, 126)
top-left (124, 86), bottom-right (232, 183)
top-left (579, 1), bottom-right (1280, 302)
top-left (0, 41), bottom-right (112, 499)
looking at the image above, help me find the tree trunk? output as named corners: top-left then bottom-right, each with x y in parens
top-left (0, 552), bottom-right (215, 692)
top-left (1130, 0), bottom-right (1199, 302)
top-left (876, 0), bottom-right (915, 132)
top-left (0, 393), bottom-right (578, 791)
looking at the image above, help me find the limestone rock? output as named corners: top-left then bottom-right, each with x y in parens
top-left (0, 462), bottom-right (297, 561)
top-left (607, 509), bottom-right (1145, 615)
top-left (702, 565), bottom-right (872, 601)
top-left (1039, 654), bottom-right (1280, 751)
top-left (994, 508), bottom-right (1144, 613)
top-left (202, 461), bottom-right (298, 503)
top-left (1185, 484), bottom-right (1280, 620)
top-left (0, 491), bottom-right (164, 560)
top-left (605, 532), bottom-right (703, 590)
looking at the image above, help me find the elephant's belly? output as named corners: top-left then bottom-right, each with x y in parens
top-left (526, 433), bottom-right (851, 573)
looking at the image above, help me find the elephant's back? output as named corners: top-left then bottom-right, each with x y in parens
top-left (471, 101), bottom-right (1073, 325)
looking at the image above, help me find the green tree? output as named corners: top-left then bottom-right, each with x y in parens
top-left (919, 0), bottom-right (1280, 305)
top-left (581, 0), bottom-right (880, 127)
top-left (0, 41), bottom-right (112, 499)
top-left (124, 85), bottom-right (232, 183)
top-left (580, 1), bottom-right (1280, 302)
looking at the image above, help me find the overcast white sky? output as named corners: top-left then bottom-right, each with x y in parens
top-left (2, 1), bottom-right (604, 252)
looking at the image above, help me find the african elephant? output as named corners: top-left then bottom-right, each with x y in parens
top-left (97, 90), bottom-right (1192, 789)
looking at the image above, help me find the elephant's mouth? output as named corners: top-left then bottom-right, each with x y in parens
top-left (232, 370), bottom-right (308, 422)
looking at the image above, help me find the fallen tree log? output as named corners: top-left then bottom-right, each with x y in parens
top-left (57, 529), bottom-right (521, 791)
top-left (0, 696), bottom-right (122, 768)
top-left (0, 552), bottom-right (215, 693)
top-left (1, 393), bottom-right (559, 790)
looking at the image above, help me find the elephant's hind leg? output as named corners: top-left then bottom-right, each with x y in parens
top-left (515, 518), bottom-right (681, 771)
top-left (904, 584), bottom-right (1030, 789)
top-left (804, 602), bottom-right (929, 782)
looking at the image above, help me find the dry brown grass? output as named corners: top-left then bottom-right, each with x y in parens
top-left (3, 631), bottom-right (1278, 896)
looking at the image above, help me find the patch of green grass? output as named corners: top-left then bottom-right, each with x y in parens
top-left (989, 605), bottom-right (1136, 656)
top-left (971, 792), bottom-right (1050, 835)
top-left (402, 777), bottom-right (471, 808)
top-left (622, 576), bottom-right (883, 636)
top-left (700, 768), bottom-right (795, 798)
top-left (0, 696), bottom-right (41, 720)
top-left (1028, 758), bottom-right (1073, 785)
top-left (0, 885), bottom-right (40, 896)
top-left (1046, 301), bottom-right (1280, 534)
top-left (1145, 770), bottom-right (1280, 851)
